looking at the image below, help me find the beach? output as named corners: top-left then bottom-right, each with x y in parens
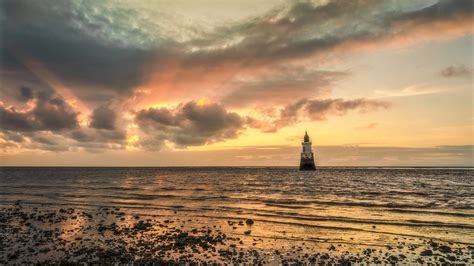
top-left (1, 167), bottom-right (473, 263)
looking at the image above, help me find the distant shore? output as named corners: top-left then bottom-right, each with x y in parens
top-left (1, 166), bottom-right (473, 168)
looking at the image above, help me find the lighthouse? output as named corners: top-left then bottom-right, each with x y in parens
top-left (299, 131), bottom-right (316, 171)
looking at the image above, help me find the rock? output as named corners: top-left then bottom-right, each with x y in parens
top-left (320, 253), bottom-right (330, 260)
top-left (134, 221), bottom-right (152, 230)
top-left (420, 250), bottom-right (433, 256)
top-left (244, 230), bottom-right (251, 235)
top-left (97, 224), bottom-right (108, 232)
top-left (245, 219), bottom-right (254, 225)
top-left (438, 245), bottom-right (451, 253)
top-left (429, 241), bottom-right (439, 248)
top-left (388, 255), bottom-right (398, 262)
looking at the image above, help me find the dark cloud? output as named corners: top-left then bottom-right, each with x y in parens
top-left (0, 86), bottom-right (82, 151)
top-left (0, 128), bottom-right (127, 153)
top-left (32, 90), bottom-right (79, 131)
top-left (70, 128), bottom-right (126, 144)
top-left (89, 105), bottom-right (117, 130)
top-left (0, 0), bottom-right (469, 153)
top-left (0, 131), bottom-right (72, 152)
top-left (440, 64), bottom-right (472, 78)
top-left (32, 135), bottom-right (60, 146)
top-left (392, 0), bottom-right (473, 26)
top-left (0, 107), bottom-right (34, 132)
top-left (0, 85), bottom-right (127, 152)
top-left (268, 99), bottom-right (309, 132)
top-left (135, 98), bottom-right (390, 146)
top-left (305, 98), bottom-right (391, 120)
top-left (256, 98), bottom-right (391, 132)
top-left (3, 0), bottom-right (470, 108)
top-left (0, 87), bottom-right (79, 132)
top-left (18, 86), bottom-right (34, 102)
top-left (187, 0), bottom-right (473, 72)
top-left (135, 101), bottom-right (244, 148)
top-left (222, 68), bottom-right (346, 107)
top-left (137, 0), bottom-right (473, 105)
top-left (1, 0), bottom-right (159, 102)
top-left (0, 131), bottom-right (26, 143)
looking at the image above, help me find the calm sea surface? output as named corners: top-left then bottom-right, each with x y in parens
top-left (1, 167), bottom-right (473, 246)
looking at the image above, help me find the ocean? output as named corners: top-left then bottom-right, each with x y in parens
top-left (1, 167), bottom-right (473, 263)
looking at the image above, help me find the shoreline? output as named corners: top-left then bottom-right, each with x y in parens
top-left (2, 203), bottom-right (473, 264)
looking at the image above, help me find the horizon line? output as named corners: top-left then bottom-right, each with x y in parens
top-left (1, 165), bottom-right (473, 168)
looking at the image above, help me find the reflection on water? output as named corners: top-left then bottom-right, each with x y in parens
top-left (0, 167), bottom-right (473, 246)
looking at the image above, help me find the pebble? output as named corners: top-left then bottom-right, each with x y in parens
top-left (1, 204), bottom-right (471, 264)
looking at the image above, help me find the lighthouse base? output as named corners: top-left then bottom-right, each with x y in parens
top-left (299, 158), bottom-right (316, 171)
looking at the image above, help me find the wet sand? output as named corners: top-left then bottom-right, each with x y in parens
top-left (2, 203), bottom-right (473, 264)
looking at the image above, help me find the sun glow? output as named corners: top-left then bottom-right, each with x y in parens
top-left (196, 97), bottom-right (207, 106)
top-left (126, 134), bottom-right (140, 150)
top-left (150, 102), bottom-right (178, 109)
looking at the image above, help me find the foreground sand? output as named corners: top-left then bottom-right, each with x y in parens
top-left (1, 203), bottom-right (473, 264)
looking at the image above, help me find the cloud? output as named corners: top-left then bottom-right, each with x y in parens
top-left (354, 122), bottom-right (379, 130)
top-left (440, 64), bottom-right (472, 78)
top-left (2, 0), bottom-right (159, 102)
top-left (0, 87), bottom-right (79, 132)
top-left (221, 67), bottom-right (346, 107)
top-left (259, 98), bottom-right (391, 132)
top-left (2, 0), bottom-right (471, 106)
top-left (89, 105), bottom-right (117, 130)
top-left (17, 86), bottom-right (34, 102)
top-left (306, 98), bottom-right (390, 119)
top-left (135, 101), bottom-right (244, 148)
top-left (0, 127), bottom-right (127, 153)
top-left (0, 131), bottom-right (26, 143)
top-left (69, 128), bottom-right (126, 144)
top-left (136, 0), bottom-right (473, 106)
top-left (374, 85), bottom-right (446, 97)
top-left (188, 0), bottom-right (472, 70)
top-left (0, 0), bottom-right (470, 153)
top-left (4, 0), bottom-right (470, 108)
top-left (0, 86), bottom-right (127, 152)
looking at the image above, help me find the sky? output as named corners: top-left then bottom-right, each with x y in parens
top-left (0, 0), bottom-right (473, 166)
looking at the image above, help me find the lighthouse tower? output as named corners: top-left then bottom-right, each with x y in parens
top-left (299, 131), bottom-right (316, 171)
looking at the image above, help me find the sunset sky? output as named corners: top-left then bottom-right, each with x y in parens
top-left (1, 0), bottom-right (473, 166)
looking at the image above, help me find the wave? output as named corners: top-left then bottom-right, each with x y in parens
top-left (388, 208), bottom-right (474, 218)
top-left (2, 199), bottom-right (473, 239)
top-left (253, 212), bottom-right (474, 230)
top-left (101, 193), bottom-right (181, 200)
top-left (264, 203), bottom-right (308, 209)
top-left (3, 189), bottom-right (469, 213)
top-left (262, 198), bottom-right (437, 209)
